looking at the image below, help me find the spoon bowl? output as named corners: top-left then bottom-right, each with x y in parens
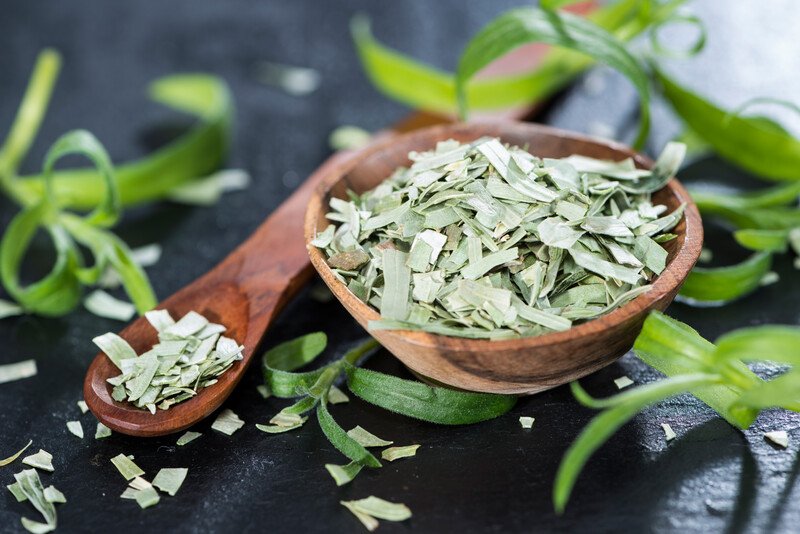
top-left (305, 120), bottom-right (703, 394)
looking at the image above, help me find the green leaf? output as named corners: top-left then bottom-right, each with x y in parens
top-left (0, 204), bottom-right (82, 316)
top-left (553, 373), bottom-right (719, 513)
top-left (570, 373), bottom-right (720, 410)
top-left (316, 399), bottom-right (381, 468)
top-left (690, 183), bottom-right (800, 230)
top-left (731, 371), bottom-right (800, 413)
top-left (261, 332), bottom-right (329, 398)
top-left (647, 12), bottom-right (706, 59)
top-left (678, 251), bottom-right (773, 305)
top-left (264, 332), bottom-right (328, 371)
top-left (733, 229), bottom-right (789, 252)
top-left (540, 0), bottom-right (582, 10)
top-left (325, 461), bottom-right (364, 486)
top-left (714, 326), bottom-right (800, 366)
top-left (13, 74), bottom-right (233, 209)
top-left (655, 67), bottom-right (800, 181)
top-left (633, 311), bottom-right (761, 429)
top-left (41, 130), bottom-right (119, 227)
top-left (343, 363), bottom-right (516, 425)
top-left (59, 214), bottom-right (156, 313)
top-left (0, 50), bottom-right (61, 199)
top-left (691, 181), bottom-right (800, 212)
top-left (455, 8), bottom-right (650, 147)
top-left (351, 0), bottom-right (683, 115)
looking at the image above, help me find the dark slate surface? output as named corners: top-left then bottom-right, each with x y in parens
top-left (1, 1), bottom-right (799, 533)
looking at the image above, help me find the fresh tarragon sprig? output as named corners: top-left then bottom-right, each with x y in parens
top-left (0, 50), bottom-right (233, 317)
top-left (258, 333), bottom-right (516, 483)
top-left (554, 310), bottom-right (800, 512)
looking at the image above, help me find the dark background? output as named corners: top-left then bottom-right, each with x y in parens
top-left (2, 1), bottom-right (799, 533)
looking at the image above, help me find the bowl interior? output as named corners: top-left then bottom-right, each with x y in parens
top-left (305, 120), bottom-right (699, 356)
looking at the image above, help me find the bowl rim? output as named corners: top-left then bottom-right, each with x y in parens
top-left (304, 119), bottom-right (703, 351)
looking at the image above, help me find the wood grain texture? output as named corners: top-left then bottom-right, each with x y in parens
top-left (305, 120), bottom-right (704, 394)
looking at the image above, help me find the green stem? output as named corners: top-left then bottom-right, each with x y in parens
top-left (343, 339), bottom-right (380, 366)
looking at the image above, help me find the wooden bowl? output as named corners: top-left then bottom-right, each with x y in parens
top-left (304, 120), bottom-right (703, 395)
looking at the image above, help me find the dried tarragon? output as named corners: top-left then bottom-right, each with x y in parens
top-left (93, 310), bottom-right (243, 413)
top-left (314, 137), bottom-right (686, 339)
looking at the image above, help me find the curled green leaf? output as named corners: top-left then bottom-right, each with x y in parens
top-left (0, 205), bottom-right (82, 316)
top-left (262, 332), bottom-right (329, 398)
top-left (59, 213), bottom-right (156, 314)
top-left (42, 130), bottom-right (119, 227)
top-left (455, 8), bottom-right (650, 147)
top-left (264, 332), bottom-right (328, 370)
top-left (648, 12), bottom-right (706, 59)
top-left (13, 74), bottom-right (233, 209)
top-left (343, 363), bottom-right (516, 425)
top-left (351, 0), bottom-right (682, 115)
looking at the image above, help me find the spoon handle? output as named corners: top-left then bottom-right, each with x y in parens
top-left (206, 151), bottom-right (353, 350)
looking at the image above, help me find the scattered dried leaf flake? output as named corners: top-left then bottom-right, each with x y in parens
top-left (211, 409), bottom-right (244, 435)
top-left (22, 450), bottom-right (54, 472)
top-left (381, 445), bottom-right (420, 462)
top-left (519, 416), bottom-right (535, 429)
top-left (110, 454), bottom-right (145, 481)
top-left (614, 376), bottom-right (634, 390)
top-left (765, 430), bottom-right (789, 448)
top-left (152, 468), bottom-right (188, 496)
top-left (661, 423), bottom-right (676, 442)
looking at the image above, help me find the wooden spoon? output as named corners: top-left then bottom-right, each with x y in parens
top-left (84, 120), bottom-right (701, 437)
top-left (82, 110), bottom-right (492, 437)
top-left (305, 120), bottom-right (703, 395)
top-left (83, 162), bottom-right (327, 437)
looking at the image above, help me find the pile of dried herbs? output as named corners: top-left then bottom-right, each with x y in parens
top-left (94, 310), bottom-right (243, 413)
top-left (314, 137), bottom-right (686, 339)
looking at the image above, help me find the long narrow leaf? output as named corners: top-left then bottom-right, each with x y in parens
top-left (570, 373), bottom-right (720, 409)
top-left (733, 229), bottom-right (789, 252)
top-left (351, 0), bottom-right (683, 115)
top-left (732, 371), bottom-right (800, 413)
top-left (59, 214), bottom-right (156, 313)
top-left (656, 67), bottom-right (800, 181)
top-left (691, 181), bottom-right (800, 211)
top-left (633, 312), bottom-right (760, 429)
top-left (41, 130), bottom-right (119, 227)
top-left (0, 50), bottom-right (60, 193)
top-left (677, 251), bottom-right (773, 305)
top-left (343, 363), bottom-right (516, 425)
top-left (554, 374), bottom-right (718, 513)
top-left (264, 332), bottom-right (328, 371)
top-left (317, 400), bottom-right (381, 467)
top-left (455, 8), bottom-right (650, 147)
top-left (13, 74), bottom-right (233, 209)
top-left (714, 326), bottom-right (800, 366)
